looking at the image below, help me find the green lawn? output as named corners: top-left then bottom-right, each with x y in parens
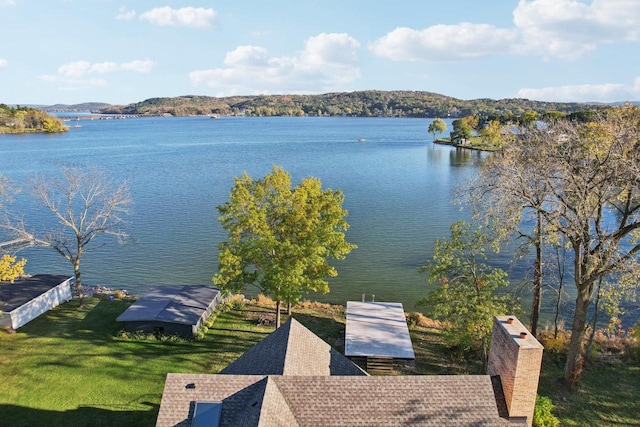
top-left (537, 355), bottom-right (640, 426)
top-left (1, 296), bottom-right (638, 426)
top-left (0, 296), bottom-right (275, 426)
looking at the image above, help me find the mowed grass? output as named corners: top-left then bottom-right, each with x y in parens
top-left (537, 354), bottom-right (640, 426)
top-left (0, 296), bottom-right (275, 426)
top-left (1, 296), bottom-right (638, 426)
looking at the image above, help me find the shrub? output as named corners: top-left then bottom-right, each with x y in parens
top-left (254, 294), bottom-right (275, 307)
top-left (204, 316), bottom-right (216, 328)
top-left (537, 331), bottom-right (569, 354)
top-left (634, 321), bottom-right (640, 364)
top-left (227, 294), bottom-right (246, 310)
top-left (113, 290), bottom-right (127, 300)
top-left (533, 395), bottom-right (560, 427)
top-left (115, 328), bottom-right (191, 343)
top-left (406, 312), bottom-right (443, 329)
top-left (217, 294), bottom-right (246, 313)
top-left (295, 300), bottom-right (341, 311)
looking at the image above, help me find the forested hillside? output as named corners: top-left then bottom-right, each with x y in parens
top-left (100, 91), bottom-right (595, 118)
top-left (41, 102), bottom-right (111, 113)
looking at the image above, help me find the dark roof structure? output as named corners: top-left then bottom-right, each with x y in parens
top-left (116, 285), bottom-right (220, 325)
top-left (0, 274), bottom-right (70, 312)
top-left (156, 317), bottom-right (538, 426)
top-left (116, 285), bottom-right (222, 337)
top-left (221, 317), bottom-right (366, 377)
top-left (158, 373), bottom-right (509, 427)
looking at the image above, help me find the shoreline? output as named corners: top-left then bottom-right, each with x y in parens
top-left (70, 283), bottom-right (131, 299)
top-left (432, 139), bottom-right (497, 152)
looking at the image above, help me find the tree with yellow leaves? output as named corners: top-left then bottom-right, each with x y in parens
top-left (471, 105), bottom-right (640, 389)
top-left (214, 166), bottom-right (356, 328)
top-left (0, 254), bottom-right (26, 283)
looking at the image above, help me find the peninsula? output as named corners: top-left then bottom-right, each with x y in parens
top-left (0, 104), bottom-right (67, 134)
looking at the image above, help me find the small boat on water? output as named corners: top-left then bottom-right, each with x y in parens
top-left (358, 137), bottom-right (366, 142)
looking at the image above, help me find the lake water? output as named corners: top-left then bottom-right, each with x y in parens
top-left (1, 116), bottom-right (487, 309)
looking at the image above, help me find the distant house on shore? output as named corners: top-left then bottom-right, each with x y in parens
top-left (156, 315), bottom-right (544, 426)
top-left (116, 285), bottom-right (222, 337)
top-left (0, 274), bottom-right (72, 330)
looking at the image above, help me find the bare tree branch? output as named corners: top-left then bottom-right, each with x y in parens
top-left (2, 165), bottom-right (132, 305)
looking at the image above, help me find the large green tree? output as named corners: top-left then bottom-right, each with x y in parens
top-left (450, 116), bottom-right (478, 145)
top-left (470, 105), bottom-right (640, 388)
top-left (214, 166), bottom-right (356, 327)
top-left (419, 221), bottom-right (520, 366)
top-left (427, 118), bottom-right (447, 141)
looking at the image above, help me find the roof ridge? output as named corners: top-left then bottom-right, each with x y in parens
top-left (258, 376), bottom-right (300, 427)
top-left (281, 318), bottom-right (300, 375)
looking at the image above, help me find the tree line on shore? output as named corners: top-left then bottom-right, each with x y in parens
top-left (0, 104), bottom-right (67, 134)
top-left (100, 90), bottom-right (596, 118)
top-left (427, 108), bottom-right (602, 150)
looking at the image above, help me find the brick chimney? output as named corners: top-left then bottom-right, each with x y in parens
top-left (487, 316), bottom-right (543, 426)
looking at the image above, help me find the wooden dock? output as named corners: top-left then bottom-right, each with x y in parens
top-left (0, 238), bottom-right (32, 250)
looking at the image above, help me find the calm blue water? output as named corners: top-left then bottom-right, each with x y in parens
top-left (1, 116), bottom-right (486, 308)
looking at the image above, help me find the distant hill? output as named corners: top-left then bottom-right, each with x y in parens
top-left (41, 102), bottom-right (112, 113)
top-left (98, 91), bottom-right (600, 118)
top-left (604, 101), bottom-right (640, 107)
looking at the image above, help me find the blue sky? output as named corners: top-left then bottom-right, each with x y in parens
top-left (1, 0), bottom-right (639, 105)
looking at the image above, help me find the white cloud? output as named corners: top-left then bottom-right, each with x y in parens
top-left (89, 61), bottom-right (120, 75)
top-left (223, 46), bottom-right (270, 67)
top-left (301, 33), bottom-right (360, 65)
top-left (139, 6), bottom-right (216, 28)
top-left (43, 59), bottom-right (155, 92)
top-left (370, 23), bottom-right (518, 62)
top-left (190, 33), bottom-right (361, 95)
top-left (57, 60), bottom-right (155, 78)
top-left (117, 6), bottom-right (136, 21)
top-left (371, 0), bottom-right (640, 63)
top-left (1, 0), bottom-right (16, 5)
top-left (38, 74), bottom-right (57, 82)
top-left (513, 0), bottom-right (640, 59)
top-left (120, 59), bottom-right (155, 73)
top-left (58, 61), bottom-right (92, 79)
top-left (517, 77), bottom-right (640, 102)
top-left (0, 58), bottom-right (7, 68)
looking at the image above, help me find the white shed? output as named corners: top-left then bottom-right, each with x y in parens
top-left (0, 275), bottom-right (72, 329)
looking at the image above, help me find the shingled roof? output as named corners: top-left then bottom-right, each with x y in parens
top-left (156, 316), bottom-right (532, 426)
top-left (220, 318), bottom-right (366, 376)
top-left (157, 374), bottom-right (510, 427)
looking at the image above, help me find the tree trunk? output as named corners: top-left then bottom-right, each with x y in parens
top-left (585, 279), bottom-right (602, 362)
top-left (275, 300), bottom-right (282, 329)
top-left (530, 211), bottom-right (543, 337)
top-left (287, 302), bottom-right (292, 315)
top-left (553, 246), bottom-right (566, 339)
top-left (553, 283), bottom-right (562, 339)
top-left (564, 284), bottom-right (591, 389)
top-left (74, 259), bottom-right (83, 307)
